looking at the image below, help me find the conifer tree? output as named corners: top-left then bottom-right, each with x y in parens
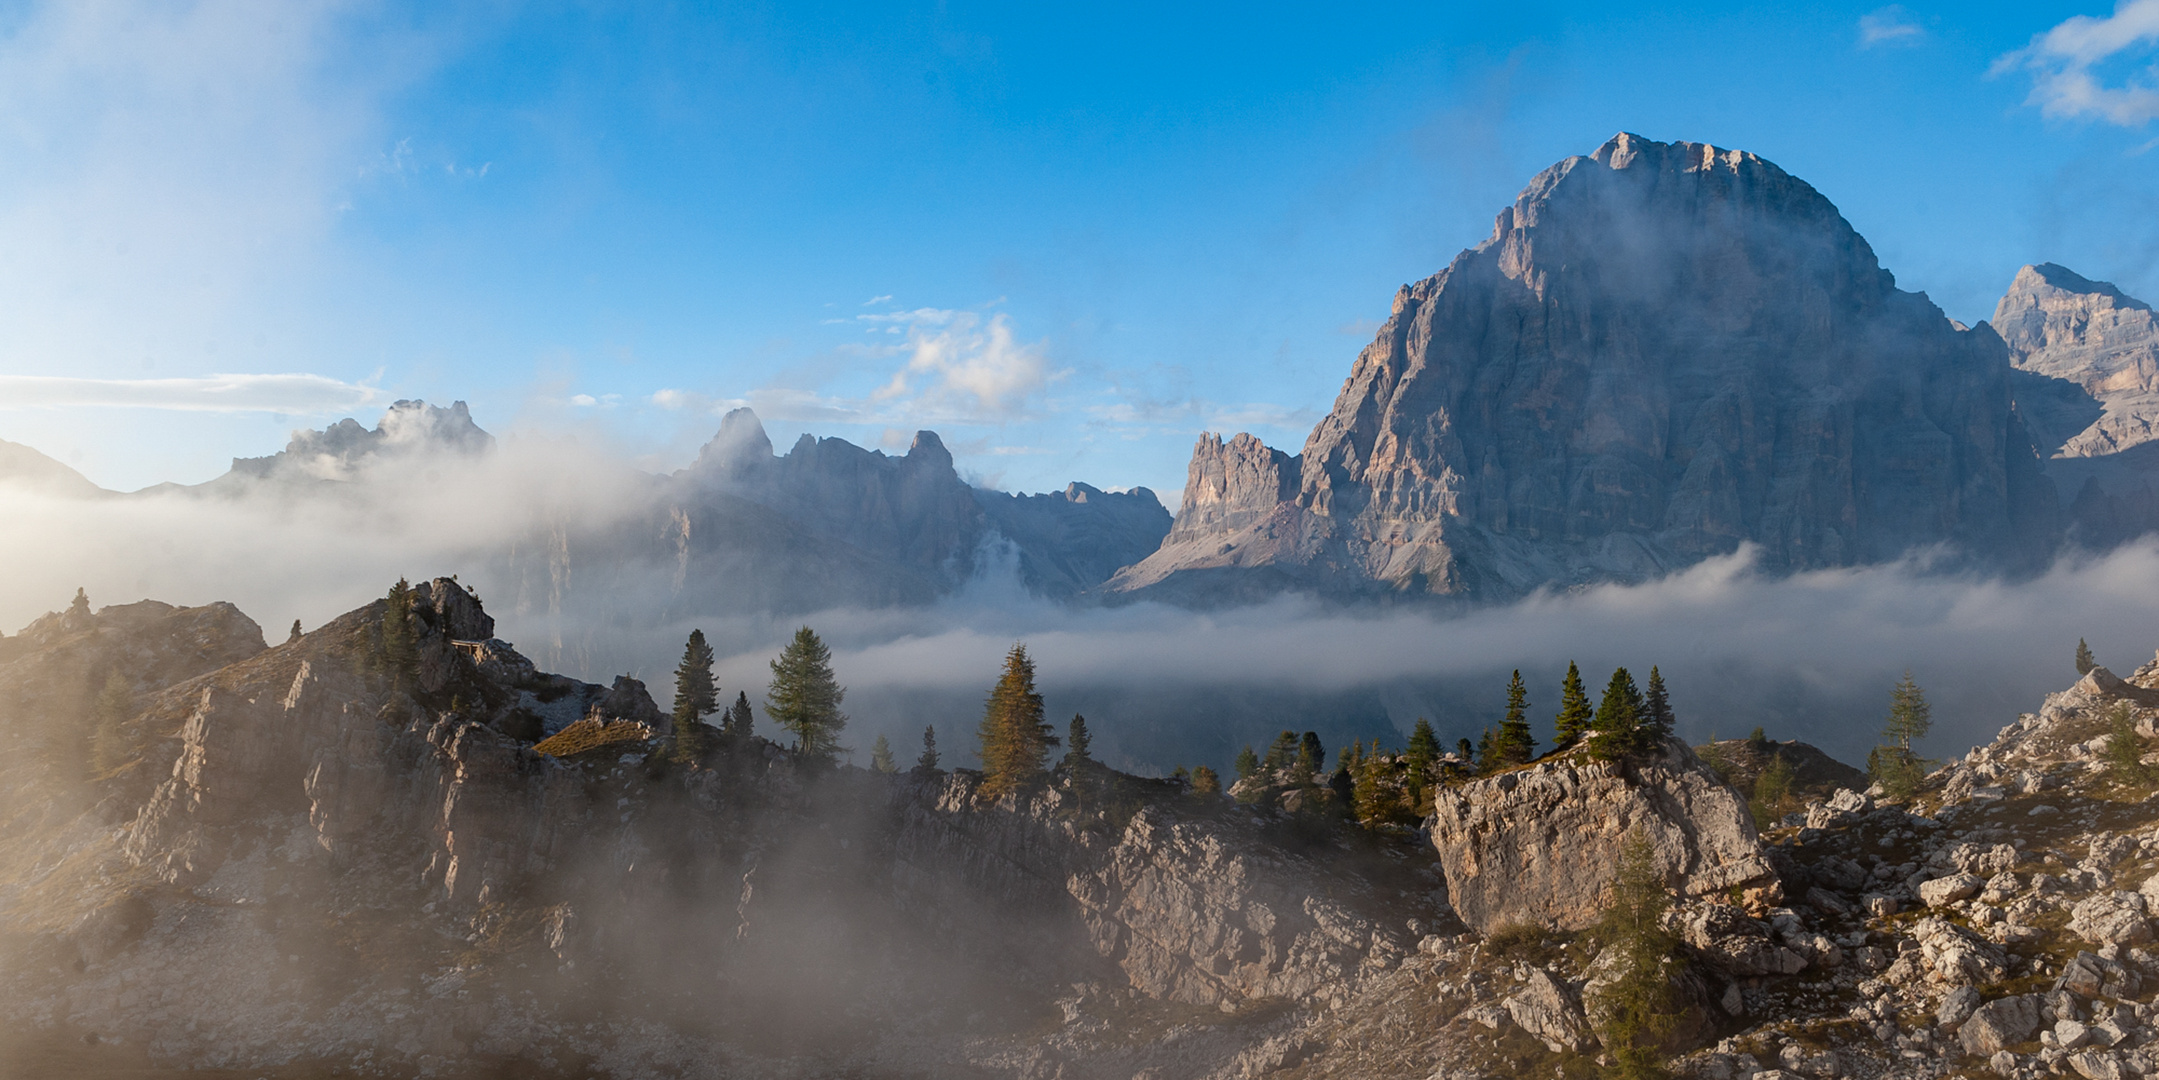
top-left (1554, 661), bottom-right (1593, 748)
top-left (722, 691), bottom-right (755, 740)
top-left (288, 619), bottom-right (303, 644)
top-left (916, 725), bottom-right (940, 772)
top-left (871, 734), bottom-right (897, 773)
top-left (1587, 667), bottom-right (1645, 762)
top-left (1456, 737), bottom-right (1474, 762)
top-left (380, 578), bottom-right (418, 687)
top-left (1353, 745), bottom-right (1392, 825)
top-left (1170, 765), bottom-right (1191, 787)
top-left (977, 643), bottom-right (1057, 799)
top-left (1473, 726), bottom-right (1497, 773)
top-left (2078, 638), bottom-right (2098, 676)
top-left (1641, 666), bottom-right (1673, 743)
top-left (1064, 714), bottom-right (1093, 770)
top-left (1493, 669), bottom-right (1537, 767)
top-left (1589, 829), bottom-right (1680, 1079)
top-left (1233, 744), bottom-right (1259, 781)
top-left (767, 626), bottom-right (847, 762)
top-left (2106, 703), bottom-right (2146, 781)
top-left (1261, 730), bottom-right (1298, 772)
top-left (1190, 765), bottom-right (1221, 796)
top-left (1292, 732), bottom-right (1324, 785)
top-left (1870, 671), bottom-right (1933, 799)
top-left (1405, 718), bottom-right (1439, 777)
top-left (669, 629), bottom-right (719, 765)
top-left (68, 587), bottom-right (90, 620)
top-left (89, 671), bottom-right (133, 774)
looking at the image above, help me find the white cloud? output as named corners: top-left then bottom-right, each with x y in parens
top-left (0, 373), bottom-right (377, 413)
top-left (1999, 0), bottom-right (2159, 125)
top-left (1858, 5), bottom-right (1927, 47)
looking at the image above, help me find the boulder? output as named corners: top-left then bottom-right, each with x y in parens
top-left (1428, 740), bottom-right (1780, 934)
top-left (1920, 873), bottom-right (1986, 908)
top-left (2056, 952), bottom-right (2141, 999)
top-left (1502, 967), bottom-right (1594, 1053)
top-left (2068, 893), bottom-right (2153, 947)
top-left (1676, 903), bottom-right (1807, 976)
top-left (1938, 985), bottom-right (1982, 1029)
top-left (1961, 995), bottom-right (2042, 1057)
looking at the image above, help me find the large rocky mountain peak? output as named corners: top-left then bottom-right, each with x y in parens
top-left (1111, 133), bottom-right (2058, 602)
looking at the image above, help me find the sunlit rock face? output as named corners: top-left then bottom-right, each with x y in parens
top-left (1997, 263), bottom-right (2159, 460)
top-left (1428, 738), bottom-right (1782, 935)
top-left (1110, 133), bottom-right (2058, 603)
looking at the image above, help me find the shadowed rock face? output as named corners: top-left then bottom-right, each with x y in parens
top-left (1110, 133), bottom-right (2058, 603)
top-left (1428, 738), bottom-right (1782, 935)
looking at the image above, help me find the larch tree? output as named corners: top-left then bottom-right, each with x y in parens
top-left (767, 626), bottom-right (847, 762)
top-left (2078, 638), bottom-right (2097, 676)
top-left (1493, 669), bottom-right (1537, 767)
top-left (916, 725), bottom-right (940, 772)
top-left (1554, 661), bottom-right (1593, 748)
top-left (1405, 718), bottom-right (1440, 778)
top-left (1189, 765), bottom-right (1221, 797)
top-left (1588, 829), bottom-right (1680, 1079)
top-left (976, 643), bottom-right (1057, 800)
top-left (669, 628), bottom-right (719, 765)
top-left (722, 691), bottom-right (756, 741)
top-left (1291, 732), bottom-right (1324, 785)
top-left (1869, 671), bottom-right (1933, 799)
top-left (1233, 745), bottom-right (1259, 781)
top-left (870, 734), bottom-right (897, 773)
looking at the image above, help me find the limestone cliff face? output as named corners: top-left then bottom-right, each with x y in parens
top-left (1428, 738), bottom-right (1781, 935)
top-left (1112, 133), bottom-right (2058, 602)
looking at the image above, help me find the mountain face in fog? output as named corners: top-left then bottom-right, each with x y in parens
top-left (1109, 133), bottom-right (2061, 602)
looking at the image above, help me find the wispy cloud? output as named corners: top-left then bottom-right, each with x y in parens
top-left (0, 373), bottom-right (378, 413)
top-left (1858, 5), bottom-right (1927, 48)
top-left (864, 308), bottom-right (1058, 419)
top-left (1998, 0), bottom-right (2159, 125)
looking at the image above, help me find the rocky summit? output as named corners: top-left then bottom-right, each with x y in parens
top-left (1110, 133), bottom-right (2064, 603)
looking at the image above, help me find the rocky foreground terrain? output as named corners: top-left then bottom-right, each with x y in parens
top-left (7, 582), bottom-right (2159, 1079)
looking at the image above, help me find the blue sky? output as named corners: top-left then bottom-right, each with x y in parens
top-left (0, 0), bottom-right (2156, 498)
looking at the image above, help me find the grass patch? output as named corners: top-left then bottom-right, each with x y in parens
top-left (532, 719), bottom-right (650, 759)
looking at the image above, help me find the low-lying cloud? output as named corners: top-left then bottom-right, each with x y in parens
top-left (5, 428), bottom-right (2156, 779)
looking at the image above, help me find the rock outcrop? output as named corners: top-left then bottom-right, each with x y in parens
top-left (1111, 133), bottom-right (2059, 603)
top-left (1428, 738), bottom-right (1782, 934)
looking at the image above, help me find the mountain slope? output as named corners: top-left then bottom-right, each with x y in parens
top-left (1109, 133), bottom-right (2059, 603)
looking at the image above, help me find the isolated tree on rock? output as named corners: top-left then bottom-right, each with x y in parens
top-left (767, 626), bottom-right (847, 762)
top-left (916, 725), bottom-right (940, 772)
top-left (1869, 671), bottom-right (1933, 800)
top-left (870, 734), bottom-right (897, 773)
top-left (1586, 667), bottom-right (1646, 762)
top-left (976, 643), bottom-right (1058, 800)
top-left (669, 628), bottom-right (718, 765)
top-left (1554, 661), bottom-right (1593, 748)
top-left (2078, 638), bottom-right (2097, 676)
top-left (1492, 669), bottom-right (1537, 768)
top-left (287, 619), bottom-right (303, 644)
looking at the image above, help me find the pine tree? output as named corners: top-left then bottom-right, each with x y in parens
top-left (767, 626), bottom-right (847, 762)
top-left (287, 619), bottom-right (303, 644)
top-left (1292, 732), bottom-right (1324, 785)
top-left (1261, 731), bottom-right (1298, 772)
top-left (871, 734), bottom-right (897, 773)
top-left (1493, 669), bottom-right (1537, 767)
top-left (68, 588), bottom-right (90, 619)
top-left (1473, 726), bottom-right (1497, 773)
top-left (669, 629), bottom-right (719, 766)
top-left (1405, 718), bottom-right (1439, 777)
top-left (1353, 746), bottom-right (1392, 825)
top-left (1456, 737), bottom-right (1474, 762)
top-left (1641, 666), bottom-right (1673, 742)
top-left (1586, 667), bottom-right (1645, 762)
top-left (380, 578), bottom-right (418, 687)
top-left (1233, 744), bottom-right (1259, 781)
top-left (1064, 714), bottom-right (1093, 770)
top-left (89, 671), bottom-right (134, 774)
top-left (2078, 638), bottom-right (2098, 676)
top-left (1870, 671), bottom-right (1934, 800)
top-left (1190, 765), bottom-right (1221, 796)
top-left (722, 691), bottom-right (755, 740)
top-left (1554, 661), bottom-right (1593, 748)
top-left (977, 643), bottom-right (1057, 800)
top-left (1588, 829), bottom-right (1680, 1080)
top-left (916, 725), bottom-right (940, 772)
